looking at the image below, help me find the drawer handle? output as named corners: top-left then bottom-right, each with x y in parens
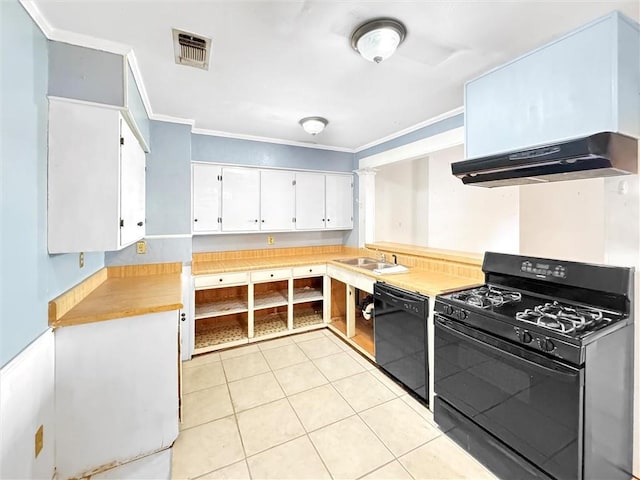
top-left (219, 278), bottom-right (223, 282)
top-left (309, 269), bottom-right (313, 272)
top-left (270, 273), bottom-right (274, 277)
top-left (137, 221), bottom-right (144, 226)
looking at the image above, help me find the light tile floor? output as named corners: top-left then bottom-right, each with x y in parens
top-left (172, 329), bottom-right (498, 480)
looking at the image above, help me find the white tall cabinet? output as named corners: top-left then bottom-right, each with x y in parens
top-left (295, 172), bottom-right (326, 230)
top-left (261, 170), bottom-right (295, 230)
top-left (221, 167), bottom-right (261, 232)
top-left (326, 174), bottom-right (353, 229)
top-left (192, 164), bottom-right (221, 233)
top-left (47, 98), bottom-right (146, 253)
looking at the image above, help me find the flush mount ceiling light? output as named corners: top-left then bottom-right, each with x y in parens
top-left (351, 18), bottom-right (406, 64)
top-left (299, 116), bottom-right (328, 135)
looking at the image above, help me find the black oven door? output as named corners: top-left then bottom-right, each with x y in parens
top-left (434, 314), bottom-right (584, 480)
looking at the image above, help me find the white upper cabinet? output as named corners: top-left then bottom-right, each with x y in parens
top-left (260, 170), bottom-right (295, 231)
top-left (221, 167), bottom-right (260, 232)
top-left (48, 98), bottom-right (146, 253)
top-left (465, 12), bottom-right (640, 158)
top-left (191, 164), bottom-right (353, 234)
top-left (192, 163), bottom-right (221, 233)
top-left (295, 172), bottom-right (326, 230)
top-left (325, 174), bottom-right (353, 229)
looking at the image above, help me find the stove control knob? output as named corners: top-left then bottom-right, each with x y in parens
top-left (541, 338), bottom-right (555, 352)
top-left (520, 331), bottom-right (533, 344)
top-left (442, 305), bottom-right (453, 315)
top-left (458, 309), bottom-right (468, 320)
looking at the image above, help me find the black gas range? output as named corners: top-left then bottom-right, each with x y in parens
top-left (433, 252), bottom-right (634, 480)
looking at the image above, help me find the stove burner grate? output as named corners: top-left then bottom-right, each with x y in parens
top-left (516, 301), bottom-right (610, 333)
top-left (451, 286), bottom-right (522, 309)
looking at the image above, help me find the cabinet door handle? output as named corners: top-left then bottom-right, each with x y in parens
top-left (261, 219), bottom-right (265, 223)
top-left (137, 221), bottom-right (144, 227)
top-left (254, 219), bottom-right (258, 223)
top-left (327, 218), bottom-right (331, 222)
top-left (194, 218), bottom-right (198, 222)
top-left (322, 218), bottom-right (325, 221)
top-left (180, 313), bottom-right (186, 322)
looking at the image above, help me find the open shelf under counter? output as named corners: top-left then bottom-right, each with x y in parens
top-left (254, 290), bottom-right (289, 310)
top-left (194, 298), bottom-right (248, 319)
top-left (194, 314), bottom-right (248, 353)
top-left (292, 286), bottom-right (324, 304)
top-left (293, 302), bottom-right (324, 330)
top-left (253, 310), bottom-right (289, 339)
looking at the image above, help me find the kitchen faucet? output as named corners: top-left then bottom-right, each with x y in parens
top-left (379, 253), bottom-right (386, 262)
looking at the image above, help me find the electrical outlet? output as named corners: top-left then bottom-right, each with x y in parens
top-left (35, 425), bottom-right (43, 458)
top-left (79, 252), bottom-right (84, 268)
top-left (136, 240), bottom-right (147, 254)
top-left (267, 236), bottom-right (274, 245)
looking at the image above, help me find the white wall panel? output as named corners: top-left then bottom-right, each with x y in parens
top-left (0, 330), bottom-right (55, 480)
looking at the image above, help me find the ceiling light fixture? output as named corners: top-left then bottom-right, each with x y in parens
top-left (351, 18), bottom-right (406, 64)
top-left (299, 116), bottom-right (328, 135)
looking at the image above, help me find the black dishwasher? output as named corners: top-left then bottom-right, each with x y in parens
top-left (373, 282), bottom-right (429, 404)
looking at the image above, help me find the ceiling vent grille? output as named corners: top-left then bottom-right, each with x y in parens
top-left (172, 28), bottom-right (211, 70)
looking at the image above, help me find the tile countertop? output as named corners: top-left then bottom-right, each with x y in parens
top-left (193, 253), bottom-right (482, 298)
top-left (49, 265), bottom-right (183, 328)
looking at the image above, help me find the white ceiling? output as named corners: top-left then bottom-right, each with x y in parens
top-left (32, 0), bottom-right (639, 151)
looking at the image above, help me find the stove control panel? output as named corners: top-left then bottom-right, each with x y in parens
top-left (514, 326), bottom-right (557, 352)
top-left (438, 304), bottom-right (469, 321)
top-left (521, 260), bottom-right (566, 279)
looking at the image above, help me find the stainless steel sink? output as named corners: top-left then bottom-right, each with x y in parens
top-left (334, 257), bottom-right (379, 266)
top-left (358, 262), bottom-right (398, 271)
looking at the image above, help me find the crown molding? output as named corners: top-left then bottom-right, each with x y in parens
top-left (149, 114), bottom-right (195, 126)
top-left (191, 128), bottom-right (355, 153)
top-left (354, 106), bottom-right (464, 153)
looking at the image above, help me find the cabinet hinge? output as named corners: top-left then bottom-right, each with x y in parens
top-left (120, 137), bottom-right (124, 146)
top-left (292, 217), bottom-right (296, 223)
top-left (119, 219), bottom-right (124, 228)
top-left (218, 217), bottom-right (222, 223)
top-left (292, 180), bottom-right (296, 186)
top-left (218, 175), bottom-right (222, 181)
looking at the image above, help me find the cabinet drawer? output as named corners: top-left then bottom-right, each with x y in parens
top-left (292, 264), bottom-right (326, 277)
top-left (194, 272), bottom-right (249, 289)
top-left (251, 268), bottom-right (291, 283)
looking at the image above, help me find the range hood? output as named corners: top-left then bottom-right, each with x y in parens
top-left (451, 132), bottom-right (638, 187)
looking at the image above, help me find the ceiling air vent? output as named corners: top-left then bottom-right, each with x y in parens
top-left (172, 28), bottom-right (211, 70)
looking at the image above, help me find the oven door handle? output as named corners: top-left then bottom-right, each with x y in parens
top-left (435, 315), bottom-right (581, 379)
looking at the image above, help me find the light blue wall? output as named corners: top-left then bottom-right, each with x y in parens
top-left (126, 64), bottom-right (151, 148)
top-left (48, 41), bottom-right (125, 107)
top-left (355, 114), bottom-right (464, 160)
top-left (192, 134), bottom-right (354, 172)
top-left (105, 237), bottom-right (192, 266)
top-left (1, 0), bottom-right (105, 366)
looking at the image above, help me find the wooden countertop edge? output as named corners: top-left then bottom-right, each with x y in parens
top-left (49, 263), bottom-right (184, 328)
top-left (51, 302), bottom-right (184, 329)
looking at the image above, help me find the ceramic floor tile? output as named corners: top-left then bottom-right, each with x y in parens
top-left (183, 352), bottom-right (221, 369)
top-left (181, 384), bottom-right (234, 430)
top-left (183, 362), bottom-right (227, 394)
top-left (236, 398), bottom-right (305, 456)
top-left (325, 333), bottom-right (353, 351)
top-left (219, 344), bottom-right (260, 360)
top-left (246, 436), bottom-right (331, 480)
top-left (368, 369), bottom-right (407, 397)
top-left (272, 360), bottom-right (329, 396)
top-left (398, 436), bottom-right (496, 480)
top-left (222, 351), bottom-right (270, 382)
top-left (297, 336), bottom-right (343, 359)
top-left (332, 372), bottom-right (396, 412)
top-left (227, 372), bottom-right (285, 412)
top-left (347, 349), bottom-right (376, 370)
top-left (309, 416), bottom-right (393, 480)
top-left (400, 394), bottom-right (436, 425)
top-left (313, 351), bottom-right (366, 381)
top-left (171, 416), bottom-right (244, 480)
top-left (197, 460), bottom-right (250, 480)
top-left (288, 384), bottom-right (355, 432)
top-left (261, 343), bottom-right (308, 370)
top-left (291, 330), bottom-right (327, 343)
top-left (257, 336), bottom-right (295, 351)
top-left (360, 460), bottom-right (413, 480)
top-left (360, 398), bottom-right (440, 456)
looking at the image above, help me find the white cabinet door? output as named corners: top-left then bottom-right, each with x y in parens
top-left (295, 172), bottom-right (325, 230)
top-left (260, 170), bottom-right (295, 231)
top-left (192, 164), bottom-right (221, 233)
top-left (119, 117), bottom-right (146, 247)
top-left (325, 174), bottom-right (353, 229)
top-left (48, 98), bottom-right (146, 253)
top-left (221, 167), bottom-right (260, 231)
